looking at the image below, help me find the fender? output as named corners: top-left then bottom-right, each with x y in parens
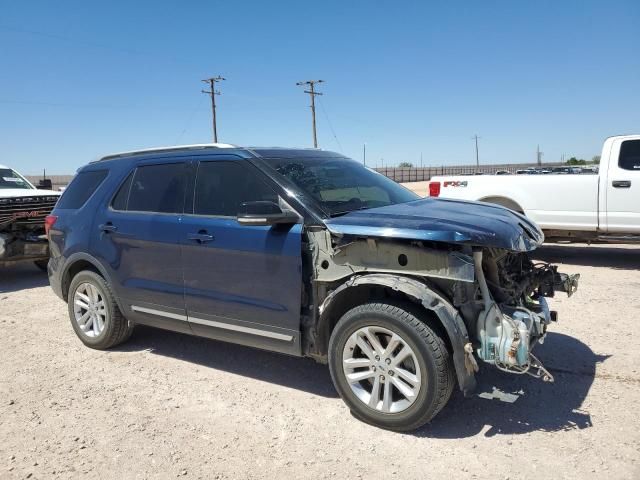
top-left (58, 252), bottom-right (130, 315)
top-left (318, 273), bottom-right (477, 395)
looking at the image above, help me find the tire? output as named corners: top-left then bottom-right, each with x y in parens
top-left (67, 270), bottom-right (133, 349)
top-left (34, 259), bottom-right (49, 272)
top-left (328, 302), bottom-right (454, 431)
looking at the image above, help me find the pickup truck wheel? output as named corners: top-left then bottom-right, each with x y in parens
top-left (328, 302), bottom-right (454, 431)
top-left (67, 270), bottom-right (133, 350)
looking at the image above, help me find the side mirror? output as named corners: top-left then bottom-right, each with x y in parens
top-left (237, 201), bottom-right (300, 226)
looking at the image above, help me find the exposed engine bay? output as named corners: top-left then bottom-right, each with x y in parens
top-left (308, 228), bottom-right (580, 391)
top-left (473, 248), bottom-right (579, 382)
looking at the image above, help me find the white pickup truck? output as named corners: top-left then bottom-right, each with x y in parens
top-left (0, 164), bottom-right (60, 269)
top-left (420, 135), bottom-right (640, 242)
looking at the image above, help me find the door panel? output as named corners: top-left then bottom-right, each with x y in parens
top-left (181, 158), bottom-right (303, 354)
top-left (605, 138), bottom-right (640, 233)
top-left (90, 161), bottom-right (189, 332)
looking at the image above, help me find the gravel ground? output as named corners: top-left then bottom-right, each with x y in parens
top-left (1, 244), bottom-right (639, 479)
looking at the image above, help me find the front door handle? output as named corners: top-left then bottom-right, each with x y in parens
top-left (612, 180), bottom-right (631, 188)
top-left (188, 230), bottom-right (214, 243)
top-left (99, 223), bottom-right (117, 233)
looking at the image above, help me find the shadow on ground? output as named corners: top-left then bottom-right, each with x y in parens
top-left (118, 326), bottom-right (607, 438)
top-left (420, 332), bottom-right (609, 438)
top-left (534, 243), bottom-right (640, 270)
top-left (0, 263), bottom-right (49, 293)
top-left (117, 325), bottom-right (338, 399)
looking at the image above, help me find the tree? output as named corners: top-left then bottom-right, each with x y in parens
top-left (592, 155), bottom-right (601, 164)
top-left (398, 162), bottom-right (414, 168)
top-left (566, 157), bottom-right (587, 165)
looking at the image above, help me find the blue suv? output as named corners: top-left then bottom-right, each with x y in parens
top-left (47, 144), bottom-right (578, 430)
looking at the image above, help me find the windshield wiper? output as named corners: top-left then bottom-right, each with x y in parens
top-left (329, 205), bottom-right (372, 218)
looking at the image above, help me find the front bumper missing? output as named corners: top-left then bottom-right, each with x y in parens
top-left (473, 249), bottom-right (580, 383)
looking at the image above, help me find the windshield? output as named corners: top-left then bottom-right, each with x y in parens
top-left (262, 156), bottom-right (419, 217)
top-left (0, 168), bottom-right (34, 190)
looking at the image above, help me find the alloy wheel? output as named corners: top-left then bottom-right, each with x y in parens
top-left (342, 325), bottom-right (422, 414)
top-left (73, 282), bottom-right (107, 338)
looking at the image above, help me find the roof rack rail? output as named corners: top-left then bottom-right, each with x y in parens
top-left (95, 143), bottom-right (237, 162)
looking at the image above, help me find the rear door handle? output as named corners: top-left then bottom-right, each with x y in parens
top-left (612, 180), bottom-right (631, 188)
top-left (188, 230), bottom-right (214, 243)
top-left (99, 223), bottom-right (117, 233)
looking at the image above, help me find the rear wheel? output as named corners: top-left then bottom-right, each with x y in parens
top-left (328, 302), bottom-right (454, 431)
top-left (67, 270), bottom-right (133, 349)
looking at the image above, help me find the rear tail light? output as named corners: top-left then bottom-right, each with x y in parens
top-left (44, 214), bottom-right (58, 236)
top-left (428, 181), bottom-right (441, 197)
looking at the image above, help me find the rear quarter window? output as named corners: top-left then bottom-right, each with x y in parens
top-left (56, 170), bottom-right (108, 209)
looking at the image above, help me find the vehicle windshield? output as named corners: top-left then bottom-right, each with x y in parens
top-left (0, 168), bottom-right (33, 189)
top-left (262, 156), bottom-right (419, 217)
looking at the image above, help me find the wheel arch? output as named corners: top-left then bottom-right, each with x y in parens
top-left (61, 253), bottom-right (112, 301)
top-left (478, 195), bottom-right (525, 214)
top-left (316, 273), bottom-right (476, 395)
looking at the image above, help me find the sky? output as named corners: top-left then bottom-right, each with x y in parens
top-left (1, 0), bottom-right (638, 174)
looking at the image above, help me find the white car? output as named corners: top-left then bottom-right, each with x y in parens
top-left (421, 135), bottom-right (640, 242)
top-left (0, 165), bottom-right (61, 268)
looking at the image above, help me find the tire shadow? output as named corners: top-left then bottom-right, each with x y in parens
top-left (416, 332), bottom-right (609, 438)
top-left (115, 325), bottom-right (338, 398)
top-left (117, 327), bottom-right (606, 437)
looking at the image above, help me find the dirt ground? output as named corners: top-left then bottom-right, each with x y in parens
top-left (1, 244), bottom-right (639, 479)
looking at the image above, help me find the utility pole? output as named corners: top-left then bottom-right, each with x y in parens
top-left (472, 135), bottom-right (481, 167)
top-left (296, 79), bottom-right (324, 148)
top-left (201, 76), bottom-right (225, 143)
top-left (363, 143), bottom-right (366, 166)
top-left (537, 145), bottom-right (544, 166)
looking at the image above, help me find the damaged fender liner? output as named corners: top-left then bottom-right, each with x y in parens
top-left (319, 273), bottom-right (477, 396)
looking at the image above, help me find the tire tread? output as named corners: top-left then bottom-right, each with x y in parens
top-left (329, 301), bottom-right (455, 431)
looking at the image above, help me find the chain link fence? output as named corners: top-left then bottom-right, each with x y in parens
top-left (373, 162), bottom-right (564, 182)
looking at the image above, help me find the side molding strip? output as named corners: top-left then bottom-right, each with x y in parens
top-left (189, 316), bottom-right (294, 342)
top-left (131, 305), bottom-right (187, 321)
top-left (131, 305), bottom-right (293, 342)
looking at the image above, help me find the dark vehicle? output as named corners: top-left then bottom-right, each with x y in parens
top-left (0, 164), bottom-right (60, 269)
top-left (47, 145), bottom-right (578, 431)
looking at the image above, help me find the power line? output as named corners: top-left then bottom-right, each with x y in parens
top-left (296, 79), bottom-right (324, 148)
top-left (201, 76), bottom-right (225, 143)
top-left (318, 96), bottom-right (342, 152)
top-left (175, 95), bottom-right (207, 144)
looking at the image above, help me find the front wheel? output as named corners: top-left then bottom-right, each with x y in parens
top-left (328, 302), bottom-right (454, 431)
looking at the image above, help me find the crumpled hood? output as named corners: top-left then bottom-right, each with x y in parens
top-left (324, 197), bottom-right (544, 252)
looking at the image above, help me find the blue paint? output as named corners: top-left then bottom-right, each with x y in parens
top-left (326, 197), bottom-right (543, 252)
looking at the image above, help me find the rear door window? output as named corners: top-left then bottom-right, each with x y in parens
top-left (127, 163), bottom-right (187, 213)
top-left (619, 140), bottom-right (640, 171)
top-left (56, 170), bottom-right (108, 209)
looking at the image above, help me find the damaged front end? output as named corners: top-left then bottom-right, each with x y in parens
top-left (472, 248), bottom-right (579, 382)
top-left (310, 223), bottom-right (579, 394)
